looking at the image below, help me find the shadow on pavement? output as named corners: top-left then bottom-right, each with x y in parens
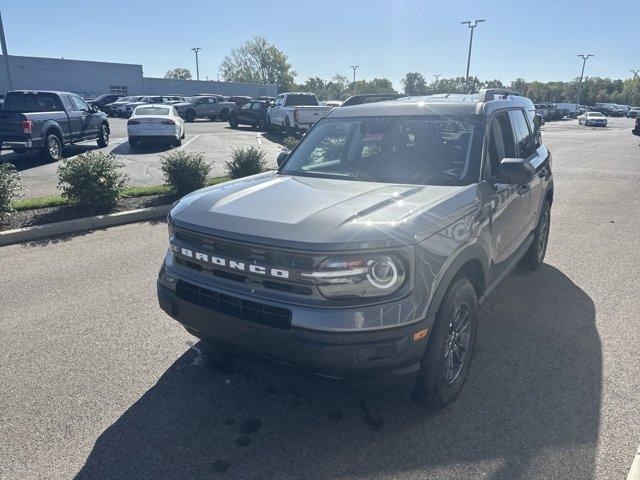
top-left (110, 141), bottom-right (178, 156)
top-left (0, 144), bottom-right (101, 171)
top-left (75, 265), bottom-right (600, 479)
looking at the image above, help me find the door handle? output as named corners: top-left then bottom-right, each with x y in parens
top-left (517, 184), bottom-right (530, 195)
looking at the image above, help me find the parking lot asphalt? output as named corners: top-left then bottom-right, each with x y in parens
top-left (0, 118), bottom-right (285, 199)
top-left (1, 117), bottom-right (639, 479)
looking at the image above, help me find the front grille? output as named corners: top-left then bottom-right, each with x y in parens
top-left (175, 280), bottom-right (292, 330)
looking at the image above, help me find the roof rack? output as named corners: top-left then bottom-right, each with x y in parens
top-left (480, 88), bottom-right (524, 102)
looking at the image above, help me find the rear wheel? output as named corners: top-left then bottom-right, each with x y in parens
top-left (284, 117), bottom-right (295, 135)
top-left (41, 133), bottom-right (62, 162)
top-left (413, 277), bottom-right (478, 408)
top-left (219, 109), bottom-right (230, 121)
top-left (229, 116), bottom-right (238, 128)
top-left (185, 110), bottom-right (196, 123)
top-left (97, 123), bottom-right (109, 147)
top-left (521, 198), bottom-right (551, 271)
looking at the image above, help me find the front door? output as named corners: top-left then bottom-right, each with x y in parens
top-left (486, 111), bottom-right (532, 264)
top-left (71, 95), bottom-right (100, 139)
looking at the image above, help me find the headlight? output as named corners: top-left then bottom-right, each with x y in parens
top-left (167, 215), bottom-right (174, 241)
top-left (301, 254), bottom-right (407, 298)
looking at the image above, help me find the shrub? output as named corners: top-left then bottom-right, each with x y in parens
top-left (160, 151), bottom-right (210, 195)
top-left (57, 152), bottom-right (128, 208)
top-left (282, 135), bottom-right (299, 151)
top-left (0, 162), bottom-right (21, 214)
top-left (225, 147), bottom-right (267, 179)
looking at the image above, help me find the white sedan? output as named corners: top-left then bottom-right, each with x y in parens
top-left (127, 105), bottom-right (185, 148)
top-left (577, 111), bottom-right (607, 127)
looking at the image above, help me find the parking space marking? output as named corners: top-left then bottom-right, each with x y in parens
top-left (628, 444), bottom-right (640, 480)
top-left (178, 134), bottom-right (200, 151)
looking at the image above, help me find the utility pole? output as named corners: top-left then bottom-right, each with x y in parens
top-left (0, 9), bottom-right (13, 91)
top-left (575, 54), bottom-right (594, 106)
top-left (460, 19), bottom-right (485, 90)
top-left (630, 69), bottom-right (640, 79)
top-left (433, 73), bottom-right (441, 91)
top-left (349, 65), bottom-right (359, 84)
top-left (631, 69), bottom-right (640, 106)
top-left (190, 47), bottom-right (201, 81)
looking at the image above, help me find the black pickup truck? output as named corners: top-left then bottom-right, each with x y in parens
top-left (0, 90), bottom-right (110, 161)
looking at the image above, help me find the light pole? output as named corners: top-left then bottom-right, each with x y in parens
top-left (190, 47), bottom-right (201, 81)
top-left (349, 65), bottom-right (359, 84)
top-left (460, 19), bottom-right (485, 90)
top-left (575, 54), bottom-right (594, 106)
top-left (0, 9), bottom-right (13, 91)
top-left (631, 69), bottom-right (640, 105)
top-left (630, 69), bottom-right (640, 79)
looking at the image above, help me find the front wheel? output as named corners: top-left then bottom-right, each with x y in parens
top-left (413, 277), bottom-right (478, 408)
top-left (229, 116), bottom-right (238, 129)
top-left (219, 109), bottom-right (229, 121)
top-left (521, 198), bottom-right (551, 271)
top-left (97, 123), bottom-right (109, 147)
top-left (185, 110), bottom-right (196, 123)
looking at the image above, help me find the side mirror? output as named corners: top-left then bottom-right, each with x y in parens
top-left (497, 158), bottom-right (535, 184)
top-left (277, 151), bottom-right (289, 168)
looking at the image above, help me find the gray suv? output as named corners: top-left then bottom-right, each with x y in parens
top-left (157, 89), bottom-right (553, 407)
top-left (173, 95), bottom-right (236, 122)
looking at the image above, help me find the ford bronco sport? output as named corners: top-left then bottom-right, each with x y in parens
top-left (157, 89), bottom-right (553, 407)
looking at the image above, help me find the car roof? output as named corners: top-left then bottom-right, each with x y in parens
top-left (328, 89), bottom-right (535, 118)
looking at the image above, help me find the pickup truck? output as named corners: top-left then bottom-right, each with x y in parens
top-left (267, 92), bottom-right (333, 134)
top-left (158, 89), bottom-right (553, 407)
top-left (173, 95), bottom-right (237, 122)
top-left (0, 90), bottom-right (110, 161)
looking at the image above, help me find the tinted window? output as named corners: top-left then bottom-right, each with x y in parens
top-left (71, 95), bottom-right (90, 111)
top-left (508, 109), bottom-right (534, 158)
top-left (282, 115), bottom-right (481, 186)
top-left (251, 102), bottom-right (263, 110)
top-left (284, 94), bottom-right (318, 107)
top-left (3, 92), bottom-right (64, 112)
top-left (487, 112), bottom-right (516, 176)
top-left (61, 95), bottom-right (75, 111)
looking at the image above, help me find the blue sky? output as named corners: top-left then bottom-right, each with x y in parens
top-left (1, 0), bottom-right (637, 89)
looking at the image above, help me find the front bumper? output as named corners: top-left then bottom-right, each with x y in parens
top-left (157, 272), bottom-right (431, 390)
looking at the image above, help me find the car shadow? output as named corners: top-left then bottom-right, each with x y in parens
top-left (74, 265), bottom-right (600, 479)
top-left (0, 144), bottom-right (101, 172)
top-left (110, 141), bottom-right (178, 156)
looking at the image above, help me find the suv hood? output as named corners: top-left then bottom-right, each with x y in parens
top-left (170, 172), bottom-right (480, 250)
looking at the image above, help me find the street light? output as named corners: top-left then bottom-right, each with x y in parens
top-left (460, 19), bottom-right (485, 90)
top-left (349, 65), bottom-right (359, 83)
top-left (433, 74), bottom-right (441, 90)
top-left (190, 47), bottom-right (201, 81)
top-left (0, 9), bottom-right (13, 91)
top-left (575, 54), bottom-right (594, 106)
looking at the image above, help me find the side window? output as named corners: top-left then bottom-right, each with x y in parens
top-left (61, 95), bottom-right (75, 112)
top-left (209, 98), bottom-right (217, 104)
top-left (251, 102), bottom-right (262, 110)
top-left (486, 112), bottom-right (516, 176)
top-left (525, 109), bottom-right (542, 148)
top-left (508, 109), bottom-right (534, 158)
top-left (71, 95), bottom-right (90, 111)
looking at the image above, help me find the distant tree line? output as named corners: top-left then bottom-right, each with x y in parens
top-left (179, 36), bottom-right (640, 106)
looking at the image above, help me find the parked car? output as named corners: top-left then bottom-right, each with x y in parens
top-left (633, 118), bottom-right (640, 136)
top-left (227, 96), bottom-right (252, 108)
top-left (88, 94), bottom-right (124, 112)
top-left (594, 103), bottom-right (624, 117)
top-left (267, 92), bottom-right (333, 133)
top-left (341, 94), bottom-right (407, 107)
top-left (163, 96), bottom-right (188, 105)
top-left (158, 88), bottom-right (553, 407)
top-left (109, 96), bottom-right (142, 117)
top-left (173, 95), bottom-right (236, 122)
top-left (0, 90), bottom-right (109, 161)
top-left (127, 104), bottom-right (184, 148)
top-left (103, 96), bottom-right (133, 116)
top-left (626, 107), bottom-right (640, 118)
top-left (228, 100), bottom-right (271, 129)
top-left (578, 111), bottom-right (607, 126)
top-left (123, 96), bottom-right (171, 117)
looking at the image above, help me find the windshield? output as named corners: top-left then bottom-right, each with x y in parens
top-left (135, 106), bottom-right (170, 116)
top-left (281, 116), bottom-right (480, 186)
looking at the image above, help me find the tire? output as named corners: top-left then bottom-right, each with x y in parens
top-left (219, 109), bottom-right (230, 121)
top-left (229, 116), bottom-right (238, 129)
top-left (41, 132), bottom-right (63, 162)
top-left (181, 128), bottom-right (185, 139)
top-left (413, 277), bottom-right (478, 408)
top-left (521, 198), bottom-right (551, 271)
top-left (97, 123), bottom-right (109, 147)
top-left (174, 136), bottom-right (182, 147)
top-left (185, 110), bottom-right (196, 123)
top-left (284, 117), bottom-right (295, 135)
top-left (267, 116), bottom-right (275, 132)
top-left (128, 137), bottom-right (138, 149)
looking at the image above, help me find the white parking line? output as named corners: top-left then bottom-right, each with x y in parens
top-left (178, 134), bottom-right (200, 151)
top-left (628, 444), bottom-right (640, 480)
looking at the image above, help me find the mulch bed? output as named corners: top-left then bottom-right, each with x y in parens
top-left (0, 193), bottom-right (178, 232)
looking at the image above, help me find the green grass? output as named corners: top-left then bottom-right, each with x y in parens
top-left (10, 176), bottom-right (229, 211)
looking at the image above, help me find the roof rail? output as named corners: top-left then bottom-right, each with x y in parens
top-left (480, 88), bottom-right (524, 102)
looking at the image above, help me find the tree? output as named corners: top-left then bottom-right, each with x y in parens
top-left (402, 72), bottom-right (428, 95)
top-left (220, 36), bottom-right (296, 92)
top-left (164, 68), bottom-right (192, 80)
top-left (482, 79), bottom-right (505, 89)
top-left (349, 78), bottom-right (397, 95)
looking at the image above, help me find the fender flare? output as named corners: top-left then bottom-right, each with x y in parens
top-left (425, 241), bottom-right (491, 319)
top-left (41, 121), bottom-right (64, 144)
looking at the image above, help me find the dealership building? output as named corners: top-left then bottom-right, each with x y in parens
top-left (0, 55), bottom-right (278, 98)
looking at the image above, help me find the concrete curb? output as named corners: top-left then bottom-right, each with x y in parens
top-left (0, 204), bottom-right (172, 247)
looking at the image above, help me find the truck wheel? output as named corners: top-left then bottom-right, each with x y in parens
top-left (284, 117), bottom-right (295, 135)
top-left (97, 123), bottom-right (109, 147)
top-left (267, 116), bottom-right (275, 132)
top-left (413, 277), bottom-right (478, 408)
top-left (185, 110), bottom-right (196, 123)
top-left (521, 198), bottom-right (551, 271)
top-left (219, 109), bottom-right (230, 121)
top-left (229, 116), bottom-right (238, 128)
top-left (41, 133), bottom-right (63, 162)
